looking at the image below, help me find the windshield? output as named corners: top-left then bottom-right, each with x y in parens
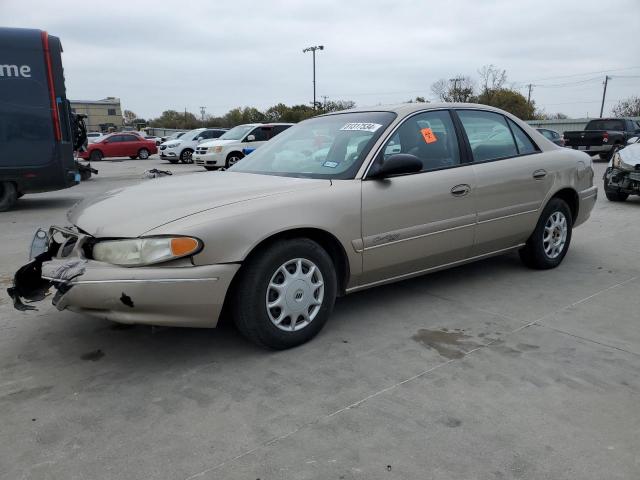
top-left (586, 120), bottom-right (624, 131)
top-left (219, 124), bottom-right (256, 141)
top-left (181, 128), bottom-right (204, 141)
top-left (167, 132), bottom-right (183, 140)
top-left (229, 112), bottom-right (396, 179)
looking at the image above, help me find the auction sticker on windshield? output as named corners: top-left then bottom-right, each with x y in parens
top-left (340, 123), bottom-right (382, 132)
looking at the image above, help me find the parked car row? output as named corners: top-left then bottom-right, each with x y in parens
top-left (159, 128), bottom-right (228, 163)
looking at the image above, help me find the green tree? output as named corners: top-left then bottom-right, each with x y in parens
top-left (473, 88), bottom-right (536, 120)
top-left (148, 110), bottom-right (202, 129)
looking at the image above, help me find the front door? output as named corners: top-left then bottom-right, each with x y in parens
top-left (360, 109), bottom-right (477, 286)
top-left (454, 109), bottom-right (554, 255)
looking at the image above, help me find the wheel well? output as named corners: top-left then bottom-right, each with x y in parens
top-left (227, 151), bottom-right (244, 160)
top-left (551, 188), bottom-right (579, 221)
top-left (90, 148), bottom-right (103, 156)
top-left (243, 228), bottom-right (350, 295)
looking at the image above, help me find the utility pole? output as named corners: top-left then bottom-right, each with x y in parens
top-left (184, 107), bottom-right (187, 126)
top-left (599, 76), bottom-right (611, 117)
top-left (303, 45), bottom-right (324, 109)
top-left (321, 95), bottom-right (329, 110)
top-left (527, 84), bottom-right (533, 106)
top-left (199, 106), bottom-right (206, 122)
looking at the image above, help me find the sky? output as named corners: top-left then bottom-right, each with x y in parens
top-left (2, 0), bottom-right (639, 119)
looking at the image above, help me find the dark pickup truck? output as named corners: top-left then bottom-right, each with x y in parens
top-left (0, 27), bottom-right (85, 211)
top-left (564, 118), bottom-right (640, 160)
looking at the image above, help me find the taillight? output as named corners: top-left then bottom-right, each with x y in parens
top-left (603, 132), bottom-right (609, 143)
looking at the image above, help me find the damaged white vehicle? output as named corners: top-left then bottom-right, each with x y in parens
top-left (603, 136), bottom-right (640, 202)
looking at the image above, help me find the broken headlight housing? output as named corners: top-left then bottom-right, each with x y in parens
top-left (92, 236), bottom-right (202, 266)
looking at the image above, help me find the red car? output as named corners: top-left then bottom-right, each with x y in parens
top-left (79, 132), bottom-right (158, 161)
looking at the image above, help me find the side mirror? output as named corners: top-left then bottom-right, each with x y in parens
top-left (627, 137), bottom-right (639, 145)
top-left (246, 134), bottom-right (256, 142)
top-left (369, 154), bottom-right (422, 179)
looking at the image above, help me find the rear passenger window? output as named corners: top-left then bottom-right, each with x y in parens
top-left (507, 119), bottom-right (538, 155)
top-left (380, 110), bottom-right (460, 172)
top-left (457, 110), bottom-right (518, 162)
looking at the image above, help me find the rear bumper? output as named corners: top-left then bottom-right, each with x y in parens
top-left (568, 145), bottom-right (611, 154)
top-left (575, 186), bottom-right (597, 227)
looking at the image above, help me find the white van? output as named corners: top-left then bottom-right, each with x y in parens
top-left (194, 123), bottom-right (293, 170)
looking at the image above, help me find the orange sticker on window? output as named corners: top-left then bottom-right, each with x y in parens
top-left (421, 128), bottom-right (438, 144)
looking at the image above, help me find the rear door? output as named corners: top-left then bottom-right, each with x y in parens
top-left (455, 109), bottom-right (553, 255)
top-left (120, 134), bottom-right (140, 156)
top-left (360, 109), bottom-right (477, 285)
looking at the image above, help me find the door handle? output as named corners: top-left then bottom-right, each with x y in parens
top-left (450, 184), bottom-right (470, 196)
top-left (532, 169), bottom-right (547, 179)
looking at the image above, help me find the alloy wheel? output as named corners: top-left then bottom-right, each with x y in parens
top-left (543, 211), bottom-right (567, 259)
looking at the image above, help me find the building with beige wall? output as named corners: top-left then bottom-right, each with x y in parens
top-left (70, 97), bottom-right (123, 133)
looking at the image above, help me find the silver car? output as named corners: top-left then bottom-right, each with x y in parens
top-left (9, 103), bottom-right (597, 349)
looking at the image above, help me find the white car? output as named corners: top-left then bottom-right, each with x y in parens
top-left (86, 131), bottom-right (104, 143)
top-left (194, 123), bottom-right (293, 170)
top-left (159, 128), bottom-right (228, 163)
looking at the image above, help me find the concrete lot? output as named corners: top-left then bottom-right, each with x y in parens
top-left (0, 156), bottom-right (638, 480)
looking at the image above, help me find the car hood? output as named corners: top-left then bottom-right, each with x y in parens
top-left (198, 139), bottom-right (236, 148)
top-left (161, 140), bottom-right (183, 147)
top-left (618, 143), bottom-right (640, 170)
top-left (67, 172), bottom-right (329, 237)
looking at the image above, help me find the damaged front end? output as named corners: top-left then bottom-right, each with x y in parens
top-left (7, 226), bottom-right (90, 311)
top-left (603, 144), bottom-right (640, 199)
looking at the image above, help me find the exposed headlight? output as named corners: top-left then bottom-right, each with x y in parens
top-left (92, 236), bottom-right (202, 266)
top-left (612, 152), bottom-right (621, 168)
top-left (213, 146), bottom-right (224, 153)
top-left (165, 142), bottom-right (180, 148)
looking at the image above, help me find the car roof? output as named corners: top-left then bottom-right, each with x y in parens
top-left (326, 102), bottom-right (519, 117)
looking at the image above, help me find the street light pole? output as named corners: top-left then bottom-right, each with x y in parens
top-left (303, 45), bottom-right (324, 109)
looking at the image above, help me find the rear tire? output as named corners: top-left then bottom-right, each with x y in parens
top-left (0, 181), bottom-right (18, 212)
top-left (138, 148), bottom-right (150, 160)
top-left (90, 150), bottom-right (103, 162)
top-left (233, 238), bottom-right (337, 349)
top-left (519, 198), bottom-right (572, 270)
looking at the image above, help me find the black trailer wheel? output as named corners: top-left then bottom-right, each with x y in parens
top-left (0, 181), bottom-right (18, 212)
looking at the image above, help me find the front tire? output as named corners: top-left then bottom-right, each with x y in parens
top-left (138, 148), bottom-right (150, 160)
top-left (180, 149), bottom-right (193, 163)
top-left (519, 198), bottom-right (572, 270)
top-left (604, 188), bottom-right (628, 202)
top-left (233, 238), bottom-right (337, 349)
top-left (225, 152), bottom-right (244, 168)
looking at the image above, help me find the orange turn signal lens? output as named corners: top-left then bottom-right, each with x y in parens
top-left (170, 237), bottom-right (200, 256)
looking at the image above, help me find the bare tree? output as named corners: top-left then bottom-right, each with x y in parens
top-left (612, 96), bottom-right (640, 117)
top-left (478, 64), bottom-right (507, 95)
top-left (122, 109), bottom-right (137, 126)
top-left (431, 76), bottom-right (474, 102)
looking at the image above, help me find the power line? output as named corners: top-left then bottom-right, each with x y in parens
top-left (525, 65), bottom-right (640, 83)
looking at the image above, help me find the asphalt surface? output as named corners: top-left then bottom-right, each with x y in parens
top-left (0, 156), bottom-right (638, 480)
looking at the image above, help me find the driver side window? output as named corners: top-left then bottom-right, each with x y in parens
top-left (381, 110), bottom-right (461, 172)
